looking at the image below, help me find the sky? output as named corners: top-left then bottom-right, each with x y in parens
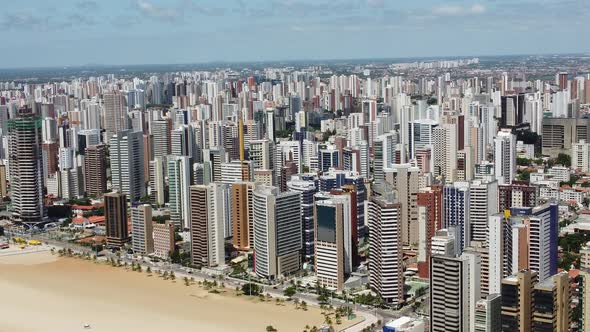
top-left (0, 0), bottom-right (589, 68)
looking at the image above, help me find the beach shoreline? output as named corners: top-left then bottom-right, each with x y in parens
top-left (0, 251), bottom-right (360, 332)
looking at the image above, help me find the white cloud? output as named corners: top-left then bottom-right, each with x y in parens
top-left (135, 0), bottom-right (179, 20)
top-left (471, 4), bottom-right (486, 14)
top-left (432, 3), bottom-right (486, 16)
top-left (432, 4), bottom-right (464, 16)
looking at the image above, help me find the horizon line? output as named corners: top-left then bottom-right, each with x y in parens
top-left (1, 52), bottom-right (589, 72)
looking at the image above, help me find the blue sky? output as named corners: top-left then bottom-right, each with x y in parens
top-left (0, 0), bottom-right (589, 68)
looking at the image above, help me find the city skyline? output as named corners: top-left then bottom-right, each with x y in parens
top-left (1, 0), bottom-right (590, 68)
top-left (3, 1), bottom-right (590, 329)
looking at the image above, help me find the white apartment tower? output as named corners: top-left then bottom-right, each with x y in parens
top-left (430, 252), bottom-right (481, 332)
top-left (131, 204), bottom-right (154, 255)
top-left (572, 139), bottom-right (590, 172)
top-left (367, 188), bottom-right (404, 307)
top-left (110, 130), bottom-right (145, 202)
top-left (469, 179), bottom-right (499, 243)
top-left (494, 129), bottom-right (516, 185)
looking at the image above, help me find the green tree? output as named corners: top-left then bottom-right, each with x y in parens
top-left (516, 157), bottom-right (532, 166)
top-left (555, 153), bottom-right (571, 167)
top-left (283, 286), bottom-right (296, 299)
top-left (241, 283), bottom-right (262, 296)
top-left (559, 252), bottom-right (579, 270)
top-left (517, 170), bottom-right (531, 181)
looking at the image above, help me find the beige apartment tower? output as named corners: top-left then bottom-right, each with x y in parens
top-left (231, 182), bottom-right (254, 251)
top-left (153, 221), bottom-right (175, 259)
top-left (532, 272), bottom-right (570, 332)
top-left (501, 270), bottom-right (538, 332)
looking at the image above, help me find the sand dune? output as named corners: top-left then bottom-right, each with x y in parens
top-left (0, 252), bottom-right (356, 332)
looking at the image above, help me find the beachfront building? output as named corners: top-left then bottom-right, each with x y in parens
top-left (252, 185), bottom-right (301, 280)
top-left (314, 193), bottom-right (353, 291)
top-left (9, 107), bottom-right (46, 224)
top-left (131, 204), bottom-right (153, 255)
top-left (189, 184), bottom-right (226, 268)
top-left (231, 182), bottom-right (255, 251)
top-left (105, 192), bottom-right (130, 247)
top-left (167, 155), bottom-right (191, 229)
top-left (153, 221), bottom-right (175, 259)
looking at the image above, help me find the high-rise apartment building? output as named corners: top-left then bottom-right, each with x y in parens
top-left (532, 272), bottom-right (570, 332)
top-left (494, 129), bottom-right (516, 185)
top-left (542, 117), bottom-right (590, 158)
top-left (105, 192), bottom-right (129, 247)
top-left (367, 187), bottom-right (403, 308)
top-left (131, 203), bottom-right (153, 255)
top-left (231, 182), bottom-right (255, 251)
top-left (469, 179), bottom-right (498, 242)
top-left (220, 160), bottom-right (253, 184)
top-left (433, 123), bottom-right (458, 183)
top-left (9, 107), bottom-right (46, 224)
top-left (314, 196), bottom-right (352, 291)
top-left (167, 155), bottom-right (191, 228)
top-left (103, 92), bottom-right (128, 138)
top-left (149, 157), bottom-right (165, 206)
top-left (510, 204), bottom-right (558, 282)
top-left (84, 144), bottom-right (107, 197)
top-left (501, 270), bottom-right (538, 332)
top-left (150, 119), bottom-right (171, 163)
top-left (189, 184), bottom-right (226, 268)
top-left (443, 182), bottom-right (470, 252)
top-left (572, 139), bottom-right (590, 172)
top-left (580, 269), bottom-right (590, 332)
top-left (430, 252), bottom-right (481, 332)
top-left (498, 181), bottom-right (538, 212)
top-left (252, 186), bottom-right (301, 280)
top-left (248, 139), bottom-right (274, 170)
top-left (474, 294), bottom-right (502, 332)
top-left (0, 164), bottom-right (7, 198)
top-left (373, 133), bottom-right (395, 182)
top-left (287, 177), bottom-right (317, 261)
top-left (384, 163), bottom-right (419, 246)
top-left (153, 221), bottom-right (175, 259)
top-left (417, 185), bottom-right (443, 278)
top-left (110, 130), bottom-right (145, 202)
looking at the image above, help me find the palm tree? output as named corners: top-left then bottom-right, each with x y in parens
top-left (300, 301), bottom-right (307, 311)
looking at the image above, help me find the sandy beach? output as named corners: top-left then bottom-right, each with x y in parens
top-left (0, 251), bottom-right (359, 332)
